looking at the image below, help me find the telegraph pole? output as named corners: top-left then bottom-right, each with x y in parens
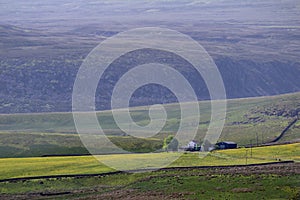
top-left (245, 149), bottom-right (248, 165)
top-left (250, 139), bottom-right (253, 158)
top-left (255, 131), bottom-right (259, 147)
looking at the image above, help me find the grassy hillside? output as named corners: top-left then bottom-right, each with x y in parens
top-left (0, 93), bottom-right (300, 157)
top-left (0, 92), bottom-right (299, 158)
top-left (0, 143), bottom-right (298, 180)
top-left (1, 1), bottom-right (300, 114)
top-left (1, 164), bottom-right (299, 199)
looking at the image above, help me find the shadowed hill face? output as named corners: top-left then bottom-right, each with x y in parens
top-left (0, 48), bottom-right (299, 113)
top-left (0, 0), bottom-right (300, 113)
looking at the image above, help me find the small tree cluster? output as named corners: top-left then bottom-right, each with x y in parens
top-left (163, 135), bottom-right (179, 152)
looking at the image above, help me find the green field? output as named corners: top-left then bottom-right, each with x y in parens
top-left (0, 93), bottom-right (299, 199)
top-left (0, 92), bottom-right (299, 158)
top-left (1, 166), bottom-right (299, 199)
top-left (0, 143), bottom-right (299, 199)
top-left (0, 143), bottom-right (298, 180)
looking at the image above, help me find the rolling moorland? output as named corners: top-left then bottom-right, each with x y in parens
top-left (0, 0), bottom-right (300, 113)
top-left (0, 92), bottom-right (298, 199)
top-left (0, 1), bottom-right (299, 199)
top-left (0, 92), bottom-right (299, 158)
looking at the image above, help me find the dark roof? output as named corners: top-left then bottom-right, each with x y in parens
top-left (216, 141), bottom-right (237, 145)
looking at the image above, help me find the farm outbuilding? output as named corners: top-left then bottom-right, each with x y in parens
top-left (184, 140), bottom-right (201, 151)
top-left (216, 141), bottom-right (237, 149)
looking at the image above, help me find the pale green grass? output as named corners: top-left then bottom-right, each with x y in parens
top-left (0, 143), bottom-right (298, 180)
top-left (0, 92), bottom-right (299, 158)
top-left (220, 143), bottom-right (300, 162)
top-left (0, 156), bottom-right (112, 180)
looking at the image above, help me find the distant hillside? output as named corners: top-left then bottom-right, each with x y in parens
top-left (0, 92), bottom-right (299, 157)
top-left (0, 24), bottom-right (300, 113)
top-left (0, 0), bottom-right (300, 113)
